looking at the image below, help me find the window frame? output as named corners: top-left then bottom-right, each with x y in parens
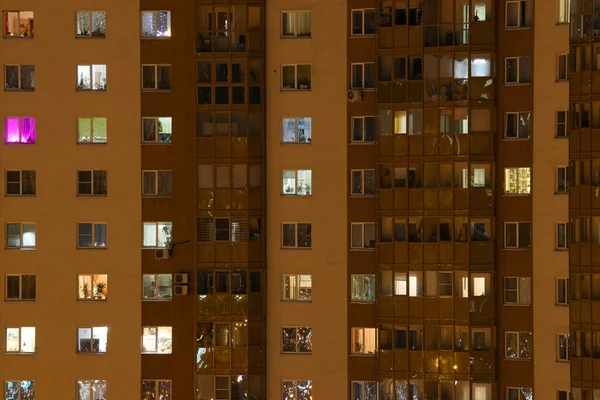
top-left (4, 64), bottom-right (34, 91)
top-left (504, 331), bottom-right (532, 360)
top-left (76, 64), bottom-right (107, 91)
top-left (281, 10), bottom-right (311, 38)
top-left (141, 64), bottom-right (172, 91)
top-left (142, 221), bottom-right (173, 249)
top-left (142, 273), bottom-right (173, 301)
top-left (76, 117), bottom-right (108, 144)
top-left (281, 169), bottom-right (312, 196)
top-left (75, 11), bottom-right (107, 38)
top-left (504, 56), bottom-right (531, 84)
top-left (557, 333), bottom-right (569, 362)
top-left (350, 169), bottom-right (376, 196)
top-left (77, 222), bottom-right (107, 249)
top-left (503, 276), bottom-right (531, 305)
top-left (350, 116), bottom-right (376, 143)
top-left (140, 10), bottom-right (171, 38)
top-left (142, 116), bottom-right (173, 144)
top-left (350, 8), bottom-right (376, 36)
top-left (281, 117), bottom-right (312, 144)
top-left (4, 117), bottom-right (36, 144)
top-left (141, 326), bottom-right (173, 354)
top-left (556, 110), bottom-right (568, 138)
top-left (281, 274), bottom-right (312, 302)
top-left (76, 169), bottom-right (108, 196)
top-left (5, 222), bottom-right (35, 250)
top-left (142, 170), bottom-right (173, 197)
top-left (350, 62), bottom-right (375, 90)
top-left (506, 387), bottom-right (532, 400)
top-left (5, 274), bottom-right (36, 301)
top-left (351, 274), bottom-right (376, 302)
top-left (351, 327), bottom-right (377, 355)
top-left (281, 64), bottom-right (312, 91)
top-left (351, 381), bottom-right (379, 400)
top-left (281, 326), bottom-right (312, 354)
top-left (142, 380), bottom-right (172, 399)
top-left (556, 166), bottom-right (569, 194)
top-left (556, 222), bottom-right (568, 250)
top-left (5, 327), bottom-right (35, 354)
top-left (4, 380), bottom-right (35, 399)
top-left (504, 112), bottom-right (531, 140)
top-left (77, 380), bottom-right (107, 400)
top-left (557, 53), bottom-right (568, 81)
top-left (504, 1), bottom-right (528, 28)
top-left (557, 0), bottom-right (570, 24)
top-left (282, 380), bottom-right (313, 400)
top-left (2, 11), bottom-right (34, 38)
top-left (503, 221), bottom-right (531, 249)
top-left (77, 274), bottom-right (108, 301)
top-left (556, 277), bottom-right (568, 306)
top-left (76, 326), bottom-right (108, 354)
top-left (281, 222), bottom-right (312, 249)
top-left (5, 170), bottom-right (35, 196)
top-left (350, 222), bottom-right (376, 250)
top-left (504, 167), bottom-right (531, 195)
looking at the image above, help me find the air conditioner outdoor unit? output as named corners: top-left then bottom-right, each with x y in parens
top-left (154, 249), bottom-right (170, 260)
top-left (174, 273), bottom-right (189, 284)
top-left (174, 285), bottom-right (188, 296)
top-left (347, 89), bottom-right (363, 102)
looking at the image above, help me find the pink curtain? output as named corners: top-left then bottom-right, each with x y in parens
top-left (5, 118), bottom-right (20, 143)
top-left (21, 118), bottom-right (36, 143)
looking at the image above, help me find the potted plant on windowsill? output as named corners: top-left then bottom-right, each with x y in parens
top-left (94, 281), bottom-right (106, 299)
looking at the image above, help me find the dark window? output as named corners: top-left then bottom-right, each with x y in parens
top-left (197, 270), bottom-right (213, 295)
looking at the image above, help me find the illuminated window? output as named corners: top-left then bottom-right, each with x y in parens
top-left (282, 327), bottom-right (312, 353)
top-left (282, 169), bottom-right (312, 196)
top-left (75, 11), bottom-right (106, 37)
top-left (283, 380), bottom-right (313, 400)
top-left (141, 11), bottom-right (171, 38)
top-left (77, 380), bottom-right (106, 400)
top-left (4, 381), bottom-right (35, 399)
top-left (352, 381), bottom-right (378, 400)
top-left (351, 327), bottom-right (376, 355)
top-left (504, 167), bottom-right (531, 194)
top-left (4, 117), bottom-right (36, 144)
top-left (282, 11), bottom-right (311, 37)
top-left (142, 117), bottom-right (172, 143)
top-left (77, 64), bottom-right (106, 91)
top-left (77, 326), bottom-right (107, 353)
top-left (77, 117), bottom-right (107, 144)
top-left (77, 274), bottom-right (108, 300)
top-left (282, 274), bottom-right (312, 301)
top-left (143, 274), bottom-right (172, 300)
top-left (351, 275), bottom-right (376, 302)
top-left (3, 11), bottom-right (34, 38)
top-left (142, 380), bottom-right (171, 399)
top-left (6, 223), bottom-right (35, 249)
top-left (505, 332), bottom-right (532, 359)
top-left (5, 327), bottom-right (35, 353)
top-left (506, 387), bottom-right (533, 400)
top-left (281, 117), bottom-right (311, 143)
top-left (143, 222), bottom-right (172, 248)
top-left (142, 326), bottom-right (172, 354)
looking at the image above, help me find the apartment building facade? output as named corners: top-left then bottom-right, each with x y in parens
top-left (0, 0), bottom-right (575, 399)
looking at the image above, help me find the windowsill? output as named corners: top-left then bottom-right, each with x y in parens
top-left (554, 136), bottom-right (568, 139)
top-left (76, 195), bottom-right (107, 197)
top-left (75, 36), bottom-right (107, 39)
top-left (503, 193), bottom-right (531, 196)
top-left (281, 194), bottom-right (312, 197)
top-left (76, 352), bottom-right (107, 355)
top-left (554, 192), bottom-right (568, 195)
top-left (141, 352), bottom-right (172, 355)
top-left (4, 142), bottom-right (35, 145)
top-left (281, 299), bottom-right (312, 303)
top-left (350, 87), bottom-right (375, 91)
top-left (556, 79), bottom-right (568, 83)
top-left (350, 300), bottom-right (376, 304)
top-left (555, 248), bottom-right (568, 251)
top-left (5, 247), bottom-right (36, 251)
top-left (281, 142), bottom-right (312, 145)
top-left (350, 353), bottom-right (376, 357)
top-left (502, 248), bottom-right (530, 251)
top-left (503, 303), bottom-right (531, 306)
top-left (142, 195), bottom-right (173, 198)
top-left (503, 358), bottom-right (531, 361)
top-left (349, 141), bottom-right (375, 145)
top-left (349, 194), bottom-right (376, 198)
top-left (142, 89), bottom-right (172, 92)
top-left (142, 298), bottom-right (172, 302)
top-left (281, 247), bottom-right (312, 250)
top-left (5, 195), bottom-right (36, 198)
top-left (349, 248), bottom-right (376, 251)
top-left (142, 247), bottom-right (169, 250)
top-left (76, 142), bottom-right (108, 145)
top-left (555, 303), bottom-right (569, 307)
top-left (4, 89), bottom-right (35, 92)
top-left (2, 36), bottom-right (34, 39)
top-left (77, 247), bottom-right (108, 250)
top-left (280, 35), bottom-right (312, 39)
top-left (503, 83), bottom-right (531, 87)
top-left (142, 142), bottom-right (172, 145)
top-left (281, 89), bottom-right (312, 92)
top-left (4, 352), bottom-right (35, 355)
top-left (5, 299), bottom-right (35, 302)
top-left (281, 352), bottom-right (312, 355)
top-left (349, 34), bottom-right (376, 38)
top-left (556, 359), bottom-right (570, 363)
top-left (140, 36), bottom-right (172, 40)
top-left (77, 299), bottom-right (108, 302)
top-left (503, 137), bottom-right (531, 141)
top-left (504, 26), bottom-right (532, 30)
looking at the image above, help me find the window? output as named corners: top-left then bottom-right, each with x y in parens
top-left (77, 64), bottom-right (106, 91)
top-left (141, 11), bottom-right (171, 38)
top-left (6, 170), bottom-right (36, 196)
top-left (505, 1), bottom-right (532, 27)
top-left (351, 170), bottom-right (376, 196)
top-left (504, 277), bottom-right (531, 305)
top-left (351, 222), bottom-right (376, 249)
top-left (142, 65), bottom-right (172, 91)
top-left (282, 169), bottom-right (312, 196)
top-left (557, 277), bottom-right (568, 305)
top-left (142, 117), bottom-right (172, 143)
top-left (394, 271), bottom-right (424, 297)
top-left (5, 275), bottom-right (35, 301)
top-left (352, 381), bottom-right (378, 400)
top-left (142, 326), bottom-right (172, 354)
top-left (556, 166), bottom-right (569, 193)
top-left (5, 327), bottom-right (35, 353)
top-left (4, 381), bottom-right (35, 399)
top-left (351, 275), bottom-right (376, 302)
top-left (282, 381), bottom-right (313, 400)
top-left (142, 171), bottom-right (172, 196)
top-left (77, 327), bottom-right (107, 353)
top-left (77, 380), bottom-right (107, 400)
top-left (351, 9), bottom-right (376, 35)
top-left (504, 222), bottom-right (531, 249)
top-left (506, 387), bottom-right (533, 400)
top-left (351, 116), bottom-right (375, 143)
top-left (142, 380), bottom-right (171, 399)
top-left (76, 11), bottom-right (106, 37)
top-left (556, 111), bottom-right (567, 138)
top-left (5, 65), bottom-right (34, 91)
top-left (351, 327), bottom-right (376, 355)
top-left (505, 332), bottom-right (532, 359)
top-left (558, 0), bottom-right (569, 24)
top-left (6, 223), bottom-right (35, 249)
top-left (351, 62), bottom-right (375, 89)
top-left (282, 11), bottom-right (311, 37)
top-left (3, 11), bottom-right (34, 38)
top-left (557, 54), bottom-right (568, 81)
top-left (78, 274), bottom-right (108, 300)
top-left (505, 57), bottom-right (531, 84)
top-left (4, 117), bottom-right (36, 144)
top-left (143, 274), bottom-right (172, 300)
top-left (77, 223), bottom-right (107, 248)
top-left (504, 112), bottom-right (531, 139)
top-left (282, 64), bottom-right (311, 91)
top-left (282, 327), bottom-right (312, 353)
top-left (504, 167), bottom-right (531, 194)
top-left (282, 223), bottom-right (312, 248)
top-left (557, 222), bottom-right (568, 250)
top-left (76, 117), bottom-right (107, 144)
top-left (77, 170), bottom-right (107, 195)
top-left (197, 217), bottom-right (257, 243)
top-left (282, 274), bottom-right (312, 301)
top-left (557, 333), bottom-right (569, 361)
top-left (281, 117), bottom-right (311, 143)
top-left (143, 222), bottom-right (172, 248)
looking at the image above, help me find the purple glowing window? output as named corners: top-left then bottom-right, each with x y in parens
top-left (5, 117), bottom-right (36, 144)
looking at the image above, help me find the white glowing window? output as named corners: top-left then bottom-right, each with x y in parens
top-left (77, 64), bottom-right (106, 91)
top-left (282, 169), bottom-right (312, 196)
top-left (77, 380), bottom-right (106, 400)
top-left (472, 275), bottom-right (488, 296)
top-left (282, 380), bottom-right (313, 400)
top-left (77, 327), bottom-right (108, 353)
top-left (143, 222), bottom-right (172, 248)
top-left (142, 326), bottom-right (172, 354)
top-left (6, 223), bottom-right (35, 249)
top-left (471, 54), bottom-right (491, 77)
top-left (5, 327), bottom-right (35, 353)
top-left (141, 11), bottom-right (171, 38)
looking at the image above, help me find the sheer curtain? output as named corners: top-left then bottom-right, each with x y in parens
top-left (21, 118), bottom-right (36, 143)
top-left (297, 11), bottom-right (311, 36)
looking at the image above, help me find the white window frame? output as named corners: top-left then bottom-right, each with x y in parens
top-left (558, 0), bottom-right (570, 24)
top-left (351, 116), bottom-right (376, 143)
top-left (141, 326), bottom-right (173, 354)
top-left (556, 166), bottom-right (569, 193)
top-left (504, 56), bottom-right (530, 84)
top-left (281, 169), bottom-right (312, 196)
top-left (76, 64), bottom-right (106, 91)
top-left (77, 222), bottom-right (107, 249)
top-left (141, 64), bottom-right (171, 91)
top-left (142, 222), bottom-right (173, 248)
top-left (281, 10), bottom-right (311, 38)
top-left (556, 110), bottom-right (568, 138)
top-left (557, 54), bottom-right (568, 81)
top-left (281, 117), bottom-right (312, 144)
top-left (350, 169), bottom-right (376, 196)
top-left (351, 62), bottom-right (375, 89)
top-left (143, 273), bottom-right (173, 301)
top-left (5, 327), bottom-right (35, 354)
top-left (5, 274), bottom-right (36, 301)
top-left (142, 170), bottom-right (172, 196)
top-left (4, 64), bottom-right (34, 91)
top-left (142, 116), bottom-right (172, 144)
top-left (5, 222), bottom-right (35, 250)
top-left (4, 380), bottom-right (35, 399)
top-left (352, 381), bottom-right (379, 400)
top-left (503, 221), bottom-right (530, 249)
top-left (5, 170), bottom-right (35, 196)
top-left (504, 112), bottom-right (530, 139)
top-left (142, 380), bottom-right (172, 399)
top-left (556, 277), bottom-right (568, 305)
top-left (503, 276), bottom-right (531, 305)
top-left (75, 11), bottom-right (106, 38)
top-left (282, 274), bottom-right (312, 301)
top-left (140, 11), bottom-right (171, 38)
top-left (77, 274), bottom-right (108, 301)
top-left (76, 326), bottom-right (108, 354)
top-left (351, 8), bottom-right (376, 36)
top-left (351, 222), bottom-right (376, 249)
top-left (281, 222), bottom-right (312, 249)
top-left (76, 169), bottom-right (107, 196)
top-left (76, 117), bottom-right (108, 144)
top-left (281, 326), bottom-right (312, 354)
top-left (281, 64), bottom-right (311, 91)
top-left (504, 331), bottom-right (531, 359)
top-left (556, 222), bottom-right (568, 250)
top-left (557, 333), bottom-right (570, 361)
